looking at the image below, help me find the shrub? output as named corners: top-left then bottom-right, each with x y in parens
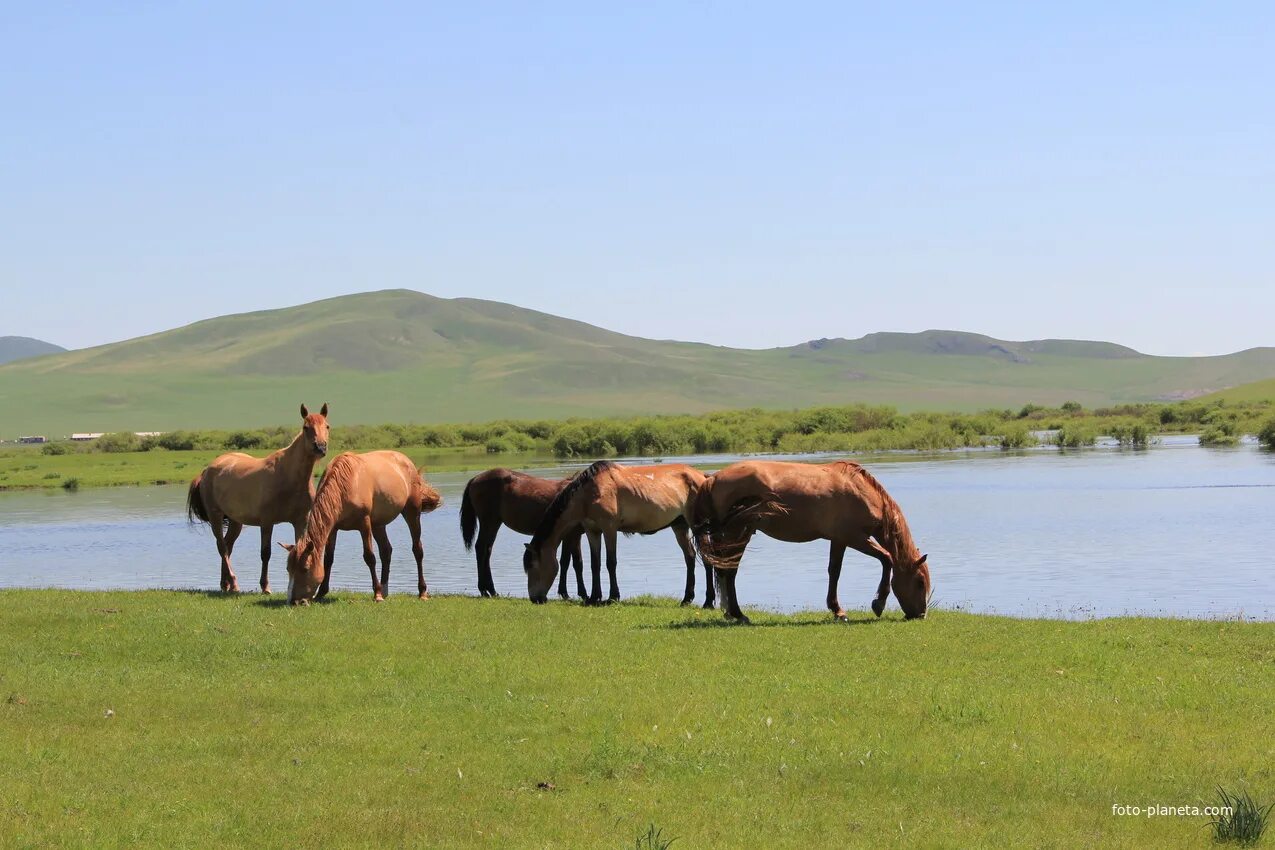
top-left (1060, 400), bottom-right (1083, 414)
top-left (61, 477), bottom-right (80, 491)
top-left (1200, 422), bottom-right (1241, 447)
top-left (41, 443), bottom-right (68, 455)
top-left (997, 423), bottom-right (1037, 450)
top-left (95, 432), bottom-right (141, 453)
top-left (1051, 424), bottom-right (1097, 448)
top-left (1258, 418), bottom-right (1275, 449)
top-left (1108, 420), bottom-right (1153, 448)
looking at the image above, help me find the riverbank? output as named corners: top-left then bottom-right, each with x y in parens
top-left (5, 397), bottom-right (1274, 491)
top-left (1, 591), bottom-right (1269, 847)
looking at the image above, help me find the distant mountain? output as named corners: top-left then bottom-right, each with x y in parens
top-left (0, 336), bottom-right (66, 365)
top-left (2, 289), bottom-right (1273, 434)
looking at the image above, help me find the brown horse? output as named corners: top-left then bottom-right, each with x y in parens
top-left (692, 460), bottom-right (930, 624)
top-left (459, 468), bottom-right (588, 599)
top-left (523, 460), bottom-right (710, 606)
top-left (186, 403), bottom-right (330, 593)
top-left (283, 450), bottom-right (442, 604)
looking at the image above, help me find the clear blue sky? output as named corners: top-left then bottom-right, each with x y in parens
top-left (3, 2), bottom-right (1272, 355)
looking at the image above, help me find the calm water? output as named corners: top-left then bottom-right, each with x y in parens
top-left (1, 438), bottom-right (1272, 619)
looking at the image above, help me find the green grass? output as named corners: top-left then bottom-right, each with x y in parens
top-left (0, 591), bottom-right (1270, 848)
top-left (5, 289), bottom-right (1275, 435)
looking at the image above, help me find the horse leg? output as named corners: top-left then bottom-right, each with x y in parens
top-left (222, 520), bottom-right (243, 593)
top-left (556, 531), bottom-right (574, 599)
top-left (209, 511), bottom-right (233, 592)
top-left (845, 536), bottom-right (893, 617)
top-left (373, 524), bottom-right (393, 598)
top-left (673, 521), bottom-right (696, 606)
top-left (604, 527), bottom-right (620, 602)
top-left (571, 533), bottom-right (587, 599)
top-left (585, 528), bottom-right (603, 605)
top-left (258, 523), bottom-right (274, 594)
top-left (476, 522), bottom-right (499, 598)
top-left (317, 532), bottom-right (337, 599)
top-left (359, 520), bottom-right (383, 601)
top-left (827, 542), bottom-right (847, 621)
top-left (717, 567), bottom-right (749, 624)
top-left (403, 509), bottom-right (427, 600)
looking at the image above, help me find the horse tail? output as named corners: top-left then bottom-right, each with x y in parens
top-left (416, 469), bottom-right (443, 514)
top-left (459, 478), bottom-right (478, 550)
top-left (186, 473), bottom-right (209, 525)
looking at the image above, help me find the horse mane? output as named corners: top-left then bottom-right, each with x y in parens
top-left (304, 454), bottom-right (359, 547)
top-left (529, 460), bottom-right (618, 548)
top-left (832, 461), bottom-right (920, 568)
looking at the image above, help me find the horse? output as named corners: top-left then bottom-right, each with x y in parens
top-left (691, 460), bottom-right (931, 624)
top-left (523, 460), bottom-right (710, 606)
top-left (459, 468), bottom-right (588, 600)
top-left (186, 403), bottom-right (330, 593)
top-left (283, 450), bottom-right (442, 604)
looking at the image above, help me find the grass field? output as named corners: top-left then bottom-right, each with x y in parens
top-left (1, 591), bottom-right (1270, 848)
top-left (0, 444), bottom-right (559, 490)
top-left (4, 290), bottom-right (1275, 435)
top-left (1204, 377), bottom-right (1275, 404)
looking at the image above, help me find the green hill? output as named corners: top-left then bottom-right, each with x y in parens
top-left (2, 289), bottom-right (1274, 435)
top-left (1199, 377), bottom-right (1275, 403)
top-left (0, 336), bottom-right (65, 365)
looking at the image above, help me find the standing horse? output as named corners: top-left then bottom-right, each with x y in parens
top-left (459, 468), bottom-right (588, 599)
top-left (283, 450), bottom-right (442, 604)
top-left (692, 460), bottom-right (931, 624)
top-left (523, 460), bottom-right (710, 606)
top-left (186, 403), bottom-right (330, 593)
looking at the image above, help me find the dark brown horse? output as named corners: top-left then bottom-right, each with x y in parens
top-left (459, 468), bottom-right (588, 599)
top-left (186, 403), bottom-right (329, 593)
top-left (523, 461), bottom-right (710, 606)
top-left (692, 460), bottom-right (931, 624)
top-left (284, 450), bottom-right (442, 604)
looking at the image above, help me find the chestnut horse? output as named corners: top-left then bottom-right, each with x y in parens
top-left (459, 468), bottom-right (587, 599)
top-left (284, 450), bottom-right (442, 604)
top-left (692, 460), bottom-right (931, 623)
top-left (186, 403), bottom-right (330, 593)
top-left (523, 460), bottom-right (710, 606)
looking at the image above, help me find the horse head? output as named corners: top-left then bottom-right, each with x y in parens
top-left (890, 553), bottom-right (930, 619)
top-left (300, 402), bottom-right (330, 457)
top-left (282, 541), bottom-right (324, 605)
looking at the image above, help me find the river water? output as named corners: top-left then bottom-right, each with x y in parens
top-left (1, 437), bottom-right (1272, 619)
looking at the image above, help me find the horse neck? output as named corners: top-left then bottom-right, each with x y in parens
top-left (301, 479), bottom-right (340, 551)
top-left (879, 501), bottom-right (921, 570)
top-left (276, 433), bottom-right (319, 482)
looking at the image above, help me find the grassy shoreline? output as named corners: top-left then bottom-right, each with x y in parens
top-left (1, 590), bottom-right (1270, 847)
top-left (4, 398), bottom-right (1274, 491)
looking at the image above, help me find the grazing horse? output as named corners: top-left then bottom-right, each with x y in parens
top-left (523, 460), bottom-right (710, 606)
top-left (459, 468), bottom-right (588, 599)
top-left (692, 460), bottom-right (931, 624)
top-left (283, 450), bottom-right (442, 604)
top-left (186, 403), bottom-right (330, 593)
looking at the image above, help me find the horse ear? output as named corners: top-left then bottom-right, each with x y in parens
top-left (300, 403), bottom-right (309, 418)
top-left (278, 542), bottom-right (294, 552)
top-left (917, 553), bottom-right (928, 566)
top-left (523, 543), bottom-right (531, 552)
top-left (319, 402), bottom-right (329, 417)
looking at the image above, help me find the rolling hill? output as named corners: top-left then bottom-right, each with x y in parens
top-left (2, 289), bottom-right (1273, 435)
top-left (0, 336), bottom-right (65, 365)
top-left (1199, 377), bottom-right (1275, 403)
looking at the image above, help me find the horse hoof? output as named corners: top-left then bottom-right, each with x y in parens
top-left (374, 594), bottom-right (385, 603)
top-left (261, 587), bottom-right (271, 595)
top-left (703, 599), bottom-right (716, 610)
top-left (871, 598), bottom-right (886, 617)
top-left (418, 592), bottom-right (429, 600)
top-left (834, 610), bottom-right (848, 622)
